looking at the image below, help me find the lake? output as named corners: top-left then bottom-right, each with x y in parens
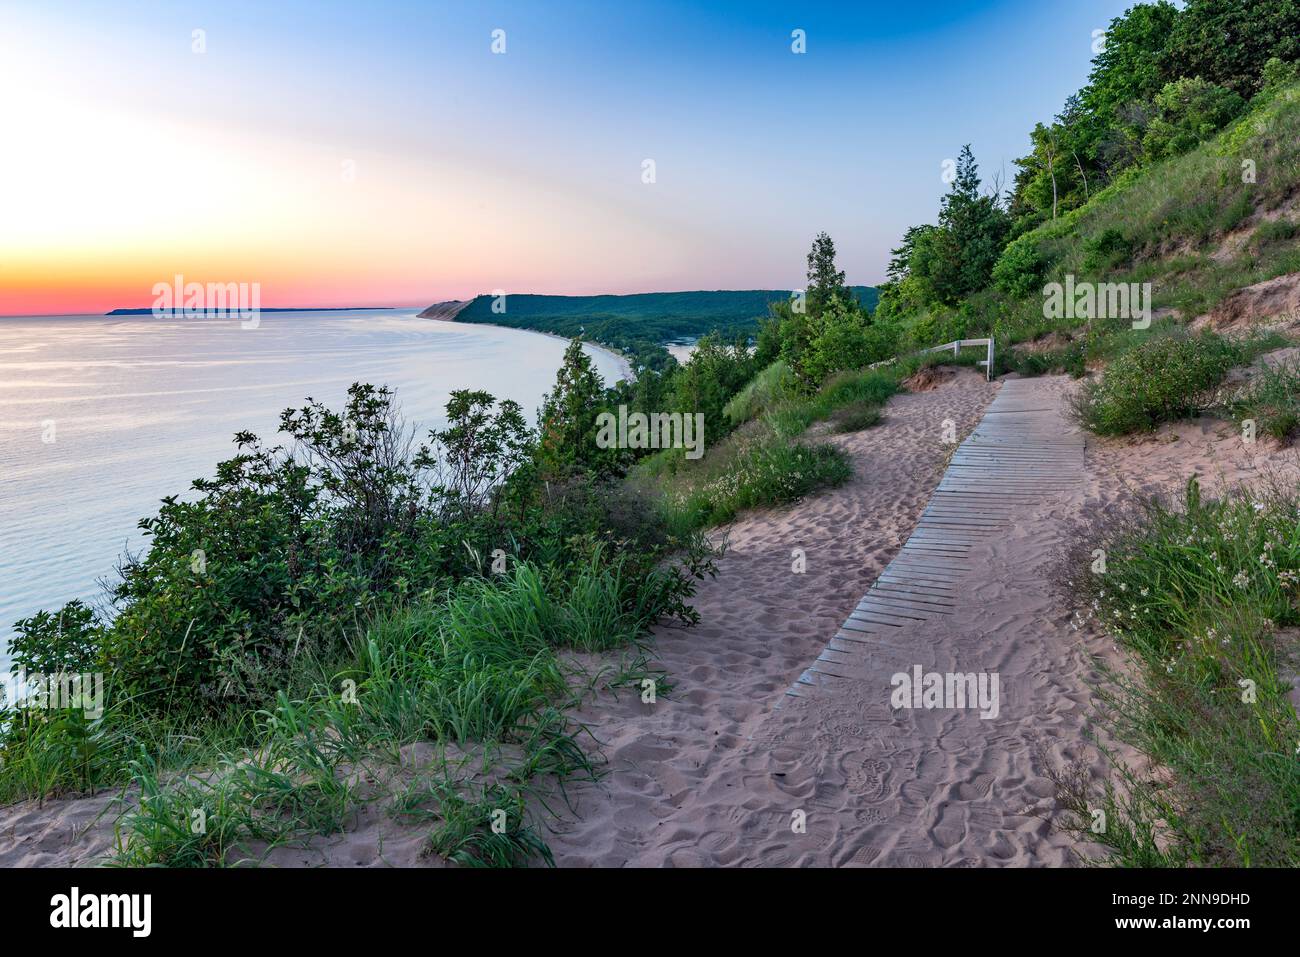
top-left (0, 310), bottom-right (628, 666)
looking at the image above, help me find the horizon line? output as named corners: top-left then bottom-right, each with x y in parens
top-left (1, 283), bottom-right (882, 319)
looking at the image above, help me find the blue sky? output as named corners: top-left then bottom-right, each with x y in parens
top-left (2, 0), bottom-right (1139, 310)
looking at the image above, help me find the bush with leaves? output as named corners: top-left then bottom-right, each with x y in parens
top-left (1141, 77), bottom-right (1245, 160)
top-left (991, 234), bottom-right (1047, 298)
top-left (1070, 332), bottom-right (1241, 435)
top-left (9, 600), bottom-right (103, 676)
top-left (799, 295), bottom-right (893, 388)
top-left (664, 331), bottom-right (758, 438)
top-left (1081, 227), bottom-right (1134, 272)
top-left (1055, 478), bottom-right (1300, 866)
top-left (418, 389), bottom-right (532, 518)
top-left (38, 383), bottom-right (539, 710)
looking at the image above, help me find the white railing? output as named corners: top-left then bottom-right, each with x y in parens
top-left (922, 338), bottom-right (995, 381)
top-left (869, 337), bottom-right (996, 381)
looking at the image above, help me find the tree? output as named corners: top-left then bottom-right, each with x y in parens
top-left (1082, 1), bottom-right (1180, 124)
top-left (885, 224), bottom-right (935, 284)
top-left (1141, 77), bottom-right (1245, 159)
top-left (874, 224), bottom-right (940, 319)
top-left (801, 294), bottom-right (893, 387)
top-left (536, 338), bottom-right (613, 477)
top-left (1033, 123), bottom-right (1062, 220)
top-left (1063, 1), bottom-right (1181, 186)
top-left (908, 146), bottom-right (1009, 305)
top-left (1059, 94), bottom-right (1091, 201)
top-left (1164, 0), bottom-right (1300, 97)
top-left (1012, 100), bottom-right (1098, 228)
top-left (804, 231), bottom-right (850, 318)
top-left (666, 332), bottom-right (756, 434)
top-left (422, 390), bottom-right (532, 517)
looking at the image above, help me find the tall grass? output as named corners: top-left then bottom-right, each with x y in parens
top-left (1221, 360), bottom-right (1300, 442)
top-left (633, 364), bottom-right (898, 531)
top-left (766, 368), bottom-right (898, 438)
top-left (1056, 478), bottom-right (1300, 866)
top-left (670, 439), bottom-right (851, 528)
top-left (723, 359), bottom-right (797, 427)
top-left (112, 694), bottom-right (362, 866)
top-left (71, 546), bottom-right (691, 866)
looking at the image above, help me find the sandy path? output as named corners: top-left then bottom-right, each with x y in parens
top-left (542, 375), bottom-right (1146, 867)
top-left (543, 370), bottom-right (1006, 865)
top-left (28, 371), bottom-right (1283, 868)
top-left (714, 378), bottom-right (1102, 866)
top-left (554, 376), bottom-right (1300, 868)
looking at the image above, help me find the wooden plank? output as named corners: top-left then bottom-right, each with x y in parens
top-left (875, 576), bottom-right (959, 593)
top-left (781, 377), bottom-right (1087, 701)
top-left (861, 594), bottom-right (954, 615)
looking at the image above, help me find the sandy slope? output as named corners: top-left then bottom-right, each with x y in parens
top-left (543, 376), bottom-right (1298, 867)
top-left (540, 369), bottom-right (1005, 865)
top-left (4, 368), bottom-right (1294, 867)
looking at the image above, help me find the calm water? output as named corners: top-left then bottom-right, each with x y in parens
top-left (0, 311), bottom-right (627, 665)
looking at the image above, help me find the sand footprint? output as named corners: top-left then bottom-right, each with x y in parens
top-left (846, 757), bottom-right (891, 801)
top-left (955, 771), bottom-right (995, 801)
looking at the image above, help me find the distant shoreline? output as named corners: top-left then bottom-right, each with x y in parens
top-left (104, 306), bottom-right (395, 316)
top-left (435, 313), bottom-right (635, 384)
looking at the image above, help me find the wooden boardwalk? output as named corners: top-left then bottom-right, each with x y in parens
top-left (786, 378), bottom-right (1086, 698)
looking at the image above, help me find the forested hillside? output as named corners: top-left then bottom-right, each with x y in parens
top-left (429, 287), bottom-right (878, 372)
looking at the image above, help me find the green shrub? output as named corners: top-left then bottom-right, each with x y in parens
top-left (663, 331), bottom-right (759, 441)
top-left (675, 440), bottom-right (851, 527)
top-left (1142, 78), bottom-right (1246, 161)
top-left (769, 368), bottom-right (898, 438)
top-left (1005, 343), bottom-right (1086, 378)
top-left (1081, 228), bottom-right (1133, 272)
top-left (537, 337), bottom-right (619, 479)
top-left (9, 601), bottom-right (102, 675)
top-left (776, 293), bottom-right (878, 388)
top-left (1259, 57), bottom-right (1300, 96)
top-left (1070, 332), bottom-right (1241, 434)
top-left (1250, 217), bottom-right (1300, 250)
top-left (94, 383), bottom-right (536, 709)
top-left (992, 234), bottom-right (1046, 298)
top-left (830, 401), bottom-right (884, 433)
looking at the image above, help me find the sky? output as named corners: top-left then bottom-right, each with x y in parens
top-left (0, 0), bottom-right (1138, 315)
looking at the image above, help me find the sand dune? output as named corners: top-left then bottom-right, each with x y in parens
top-left (542, 374), bottom-right (1298, 867)
top-left (4, 368), bottom-right (1295, 867)
top-left (541, 368), bottom-right (1006, 865)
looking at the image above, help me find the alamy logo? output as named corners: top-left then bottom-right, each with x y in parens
top-left (1, 670), bottom-right (104, 719)
top-left (595, 405), bottom-right (705, 459)
top-left (890, 665), bottom-right (1000, 719)
top-left (152, 274), bottom-right (261, 328)
top-left (1042, 275), bottom-right (1151, 329)
top-left (50, 887), bottom-right (151, 937)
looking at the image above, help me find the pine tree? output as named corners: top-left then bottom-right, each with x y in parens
top-left (928, 145), bottom-right (1010, 303)
top-left (536, 338), bottom-right (611, 477)
top-left (805, 231), bottom-right (849, 318)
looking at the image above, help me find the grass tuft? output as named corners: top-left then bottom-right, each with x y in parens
top-left (1055, 478), bottom-right (1300, 866)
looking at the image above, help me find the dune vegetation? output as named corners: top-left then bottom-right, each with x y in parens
top-left (5, 0), bottom-right (1300, 869)
top-left (1056, 479), bottom-right (1300, 866)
